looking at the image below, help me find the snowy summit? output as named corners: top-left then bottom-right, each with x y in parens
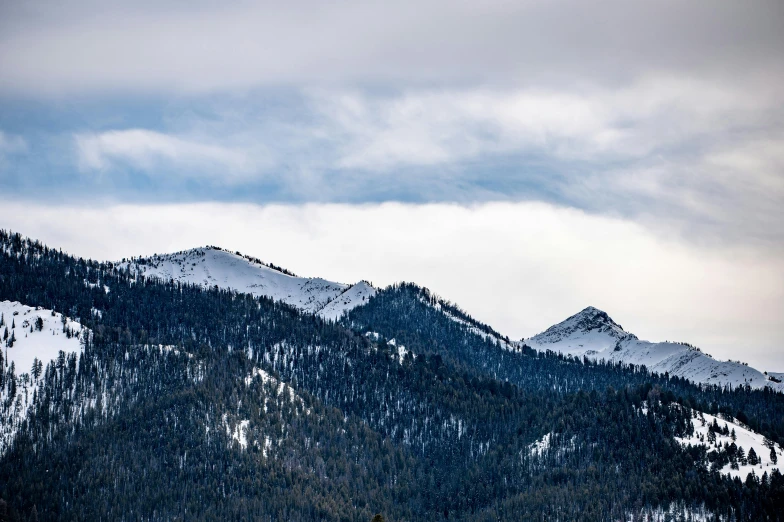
top-left (117, 246), bottom-right (375, 321)
top-left (525, 306), bottom-right (784, 392)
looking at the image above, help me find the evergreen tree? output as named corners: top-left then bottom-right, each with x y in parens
top-left (748, 447), bottom-right (758, 465)
top-left (31, 358), bottom-right (41, 381)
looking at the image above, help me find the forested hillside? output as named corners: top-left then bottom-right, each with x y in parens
top-left (1, 231), bottom-right (783, 521)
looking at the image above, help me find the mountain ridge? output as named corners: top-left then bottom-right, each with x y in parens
top-left (116, 244), bottom-right (784, 393)
top-left (525, 306), bottom-right (784, 392)
top-left (2, 229), bottom-right (784, 520)
top-left (116, 246), bottom-right (376, 321)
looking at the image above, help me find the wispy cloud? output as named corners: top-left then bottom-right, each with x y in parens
top-left (308, 76), bottom-right (772, 170)
top-left (0, 130), bottom-right (27, 172)
top-left (75, 129), bottom-right (253, 180)
top-left (0, 130), bottom-right (27, 155)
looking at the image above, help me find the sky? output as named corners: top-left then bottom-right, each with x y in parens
top-left (1, 0), bottom-right (783, 369)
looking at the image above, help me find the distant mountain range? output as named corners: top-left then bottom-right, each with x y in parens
top-left (120, 246), bottom-right (782, 392)
top-left (2, 231), bottom-right (783, 521)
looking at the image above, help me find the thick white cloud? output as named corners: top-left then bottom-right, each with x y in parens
top-left (0, 201), bottom-right (782, 371)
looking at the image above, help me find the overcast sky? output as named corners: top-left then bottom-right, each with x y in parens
top-left (1, 0), bottom-right (783, 369)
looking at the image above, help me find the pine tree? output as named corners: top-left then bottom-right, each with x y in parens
top-left (771, 447), bottom-right (778, 465)
top-left (31, 358), bottom-right (42, 381)
top-left (748, 447), bottom-right (758, 465)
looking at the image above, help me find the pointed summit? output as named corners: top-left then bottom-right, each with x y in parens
top-left (525, 305), bottom-right (783, 392)
top-left (533, 306), bottom-right (632, 345)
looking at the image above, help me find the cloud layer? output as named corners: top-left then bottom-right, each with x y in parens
top-left (1, 0), bottom-right (782, 94)
top-left (43, 79), bottom-right (781, 245)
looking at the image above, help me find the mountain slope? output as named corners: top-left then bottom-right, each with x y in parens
top-left (117, 246), bottom-right (375, 319)
top-left (0, 300), bottom-right (85, 455)
top-left (118, 247), bottom-right (780, 396)
top-left (3, 231), bottom-right (784, 520)
top-left (526, 306), bottom-right (784, 392)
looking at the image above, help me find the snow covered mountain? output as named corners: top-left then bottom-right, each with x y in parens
top-left (525, 306), bottom-right (784, 392)
top-left (117, 247), bottom-right (375, 320)
top-left (117, 246), bottom-right (781, 393)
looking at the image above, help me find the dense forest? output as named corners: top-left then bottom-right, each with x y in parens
top-left (1, 230), bottom-right (782, 521)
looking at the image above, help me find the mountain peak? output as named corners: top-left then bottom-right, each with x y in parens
top-left (117, 246), bottom-right (375, 318)
top-left (575, 306), bottom-right (617, 325)
top-left (530, 306), bottom-right (633, 345)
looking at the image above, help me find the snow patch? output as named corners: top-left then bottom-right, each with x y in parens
top-left (387, 338), bottom-right (414, 364)
top-left (0, 300), bottom-right (86, 456)
top-left (526, 432), bottom-right (576, 460)
top-left (624, 504), bottom-right (719, 522)
top-left (675, 408), bottom-right (783, 480)
top-left (528, 432), bottom-right (552, 457)
top-left (224, 415), bottom-right (250, 450)
top-left (245, 367), bottom-right (310, 414)
top-left (317, 280), bottom-right (377, 321)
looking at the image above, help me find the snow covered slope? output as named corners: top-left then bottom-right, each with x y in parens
top-left (675, 408), bottom-right (783, 480)
top-left (525, 307), bottom-right (784, 392)
top-left (1, 300), bottom-right (85, 455)
top-left (1, 300), bottom-right (84, 383)
top-left (317, 280), bottom-right (376, 322)
top-left (117, 247), bottom-right (375, 320)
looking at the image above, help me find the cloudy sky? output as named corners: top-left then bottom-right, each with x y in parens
top-left (1, 0), bottom-right (783, 369)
